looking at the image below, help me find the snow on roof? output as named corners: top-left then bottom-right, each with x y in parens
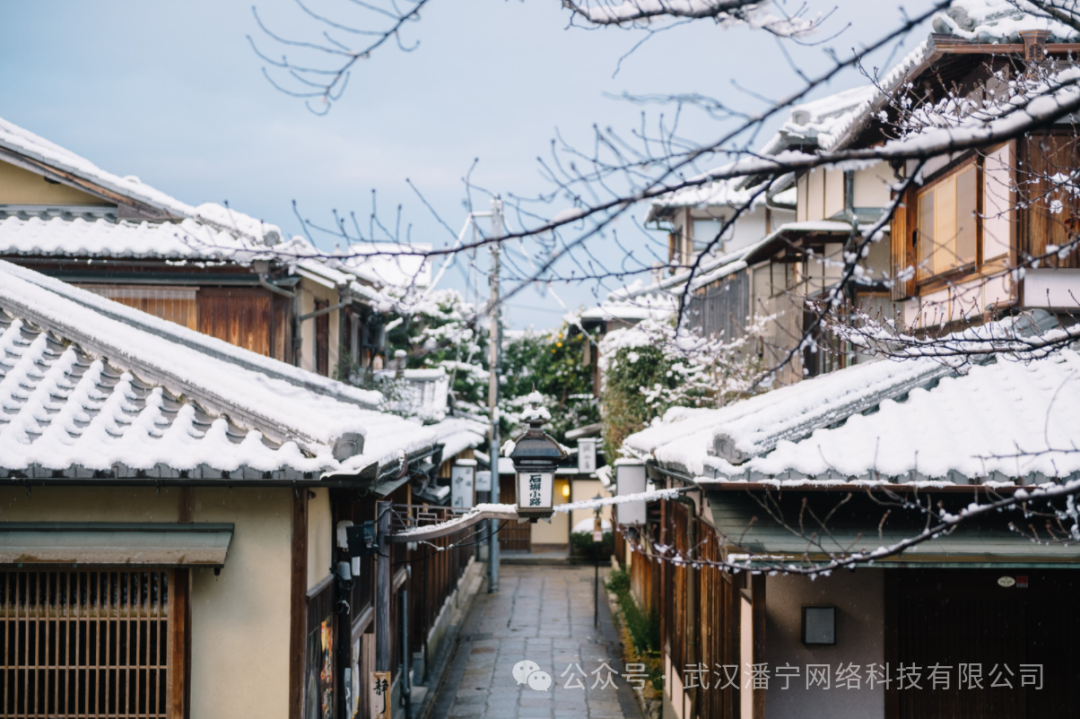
top-left (579, 286), bottom-right (677, 324)
top-left (5, 260), bottom-right (383, 409)
top-left (645, 177), bottom-right (770, 221)
top-left (327, 243), bottom-right (433, 289)
top-left (758, 83), bottom-right (880, 157)
top-left (627, 347), bottom-right (1080, 484)
top-left (825, 2), bottom-right (1080, 152)
top-left (933, 0), bottom-right (1080, 43)
top-left (431, 416), bottom-right (489, 460)
top-left (0, 214), bottom-right (273, 261)
top-left (0, 261), bottom-right (445, 478)
top-left (0, 116), bottom-right (282, 245)
top-left (0, 117), bottom-right (193, 220)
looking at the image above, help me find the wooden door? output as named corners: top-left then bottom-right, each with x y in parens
top-left (498, 474), bottom-right (530, 552)
top-left (892, 569), bottom-right (1079, 718)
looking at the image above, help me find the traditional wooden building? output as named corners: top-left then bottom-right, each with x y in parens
top-left (613, 6), bottom-right (1080, 719)
top-left (621, 340), bottom-right (1080, 719)
top-left (0, 116), bottom-right (430, 378)
top-left (0, 262), bottom-right (484, 719)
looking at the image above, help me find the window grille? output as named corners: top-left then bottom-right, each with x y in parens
top-left (1, 569), bottom-right (172, 718)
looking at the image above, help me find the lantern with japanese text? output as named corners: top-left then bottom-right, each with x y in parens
top-left (507, 392), bottom-right (567, 520)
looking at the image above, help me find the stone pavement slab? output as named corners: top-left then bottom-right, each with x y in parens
top-left (427, 565), bottom-right (643, 719)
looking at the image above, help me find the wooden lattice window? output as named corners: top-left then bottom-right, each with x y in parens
top-left (1, 569), bottom-right (176, 718)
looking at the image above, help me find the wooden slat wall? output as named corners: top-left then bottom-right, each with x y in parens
top-left (1021, 133), bottom-right (1080, 268)
top-left (1, 569), bottom-right (172, 719)
top-left (197, 288), bottom-right (273, 357)
top-left (82, 288), bottom-right (197, 331)
top-left (668, 502), bottom-right (688, 676)
top-left (629, 532), bottom-right (657, 617)
top-left (891, 189), bottom-right (914, 301)
top-left (696, 522), bottom-right (738, 719)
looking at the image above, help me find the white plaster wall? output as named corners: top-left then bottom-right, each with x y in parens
top-left (853, 163), bottom-right (894, 209)
top-left (190, 488), bottom-right (293, 719)
top-left (804, 170), bottom-right (825, 222)
top-left (0, 486), bottom-right (181, 521)
top-left (729, 209), bottom-right (768, 252)
top-left (298, 278), bottom-right (341, 375)
top-left (824, 167), bottom-right (845, 219)
top-left (765, 570), bottom-right (885, 719)
top-left (307, 487), bottom-right (333, 590)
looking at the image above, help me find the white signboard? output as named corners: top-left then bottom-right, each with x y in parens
top-left (517, 471), bottom-right (554, 510)
top-left (451, 464), bottom-right (475, 509)
top-left (616, 461), bottom-right (647, 525)
top-left (475, 470), bottom-right (492, 492)
top-left (577, 438), bottom-right (597, 474)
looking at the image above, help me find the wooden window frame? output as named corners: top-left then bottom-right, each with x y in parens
top-left (912, 154), bottom-right (984, 289)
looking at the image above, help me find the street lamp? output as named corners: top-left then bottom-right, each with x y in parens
top-left (507, 392), bottom-right (567, 521)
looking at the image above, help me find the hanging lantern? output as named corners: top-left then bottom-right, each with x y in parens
top-left (507, 392), bottom-right (567, 520)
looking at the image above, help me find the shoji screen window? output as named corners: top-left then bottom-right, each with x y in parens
top-left (916, 163), bottom-right (979, 280)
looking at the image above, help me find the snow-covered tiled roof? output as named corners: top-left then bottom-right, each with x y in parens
top-left (627, 347), bottom-right (1080, 484)
top-left (0, 261), bottom-right (453, 480)
top-left (759, 84), bottom-right (879, 156)
top-left (645, 177), bottom-right (771, 222)
top-left (579, 284), bottom-right (677, 324)
top-left (0, 117), bottom-right (283, 245)
top-left (932, 0), bottom-right (1080, 43)
top-left (826, 1), bottom-right (1080, 152)
top-left (0, 214), bottom-right (272, 261)
top-left (431, 416), bottom-right (489, 460)
top-left (0, 117), bottom-right (194, 220)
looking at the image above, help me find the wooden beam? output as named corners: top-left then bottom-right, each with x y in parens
top-left (289, 488), bottom-right (308, 719)
top-left (178, 487), bottom-right (194, 523)
top-left (170, 569), bottom-right (191, 719)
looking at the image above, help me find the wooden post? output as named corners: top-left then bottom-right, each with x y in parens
top-left (376, 500), bottom-right (392, 673)
top-left (289, 488), bottom-right (309, 719)
top-left (175, 487), bottom-right (193, 718)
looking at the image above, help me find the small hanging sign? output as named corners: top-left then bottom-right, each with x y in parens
top-left (370, 671), bottom-right (391, 719)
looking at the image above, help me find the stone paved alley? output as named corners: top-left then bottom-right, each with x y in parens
top-left (428, 565), bottom-right (643, 719)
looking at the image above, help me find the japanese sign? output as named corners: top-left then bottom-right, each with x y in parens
top-left (577, 438), bottom-right (597, 474)
top-left (450, 464), bottom-right (475, 509)
top-left (517, 471), bottom-right (553, 510)
top-left (370, 671), bottom-right (391, 719)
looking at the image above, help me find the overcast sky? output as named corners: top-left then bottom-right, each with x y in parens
top-left (0, 0), bottom-right (935, 328)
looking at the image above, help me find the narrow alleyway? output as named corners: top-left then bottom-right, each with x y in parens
top-left (429, 565), bottom-right (644, 719)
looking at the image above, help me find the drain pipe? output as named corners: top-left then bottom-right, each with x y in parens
top-left (254, 261), bottom-right (303, 366)
top-left (671, 493), bottom-right (698, 719)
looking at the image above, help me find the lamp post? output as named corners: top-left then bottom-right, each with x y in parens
top-left (507, 392), bottom-right (566, 521)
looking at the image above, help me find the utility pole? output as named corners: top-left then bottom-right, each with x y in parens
top-left (488, 196), bottom-right (503, 594)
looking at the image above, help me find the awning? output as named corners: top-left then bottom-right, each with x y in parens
top-left (0, 522), bottom-right (234, 567)
top-left (707, 490), bottom-right (1080, 569)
